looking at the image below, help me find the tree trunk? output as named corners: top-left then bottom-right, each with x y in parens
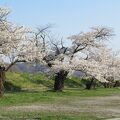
top-left (113, 81), bottom-right (120, 87)
top-left (103, 82), bottom-right (113, 88)
top-left (85, 77), bottom-right (96, 90)
top-left (54, 70), bottom-right (68, 91)
top-left (103, 82), bottom-right (107, 88)
top-left (0, 60), bottom-right (26, 97)
top-left (0, 66), bottom-right (5, 97)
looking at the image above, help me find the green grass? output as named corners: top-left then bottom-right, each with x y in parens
top-left (3, 72), bottom-right (120, 107)
top-left (0, 72), bottom-right (119, 120)
top-left (0, 87), bottom-right (119, 119)
top-left (5, 72), bottom-right (86, 91)
top-left (1, 89), bottom-right (112, 120)
top-left (5, 72), bottom-right (54, 91)
top-left (0, 88), bottom-right (119, 106)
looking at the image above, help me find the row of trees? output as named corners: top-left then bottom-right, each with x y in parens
top-left (0, 7), bottom-right (120, 96)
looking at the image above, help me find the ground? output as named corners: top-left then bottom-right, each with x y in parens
top-left (0, 88), bottom-right (120, 120)
top-left (0, 72), bottom-right (120, 120)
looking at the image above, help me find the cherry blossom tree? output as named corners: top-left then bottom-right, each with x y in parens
top-left (0, 7), bottom-right (49, 96)
top-left (86, 46), bottom-right (120, 88)
top-left (0, 7), bottom-right (117, 94)
top-left (42, 27), bottom-right (113, 91)
top-left (0, 7), bottom-right (29, 96)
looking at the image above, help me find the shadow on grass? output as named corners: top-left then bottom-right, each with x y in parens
top-left (4, 81), bottom-right (21, 92)
top-left (65, 78), bottom-right (83, 88)
top-left (31, 79), bottom-right (53, 89)
top-left (4, 80), bottom-right (54, 93)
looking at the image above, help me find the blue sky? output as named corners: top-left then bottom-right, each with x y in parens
top-left (0, 0), bottom-right (120, 50)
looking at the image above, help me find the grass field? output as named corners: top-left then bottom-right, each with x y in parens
top-left (0, 72), bottom-right (120, 120)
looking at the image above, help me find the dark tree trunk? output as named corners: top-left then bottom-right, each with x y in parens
top-left (113, 81), bottom-right (120, 87)
top-left (85, 77), bottom-right (96, 90)
top-left (54, 70), bottom-right (68, 91)
top-left (103, 82), bottom-right (113, 88)
top-left (103, 82), bottom-right (107, 88)
top-left (0, 66), bottom-right (5, 97)
top-left (0, 60), bottom-right (26, 97)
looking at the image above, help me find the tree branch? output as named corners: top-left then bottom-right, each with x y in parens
top-left (5, 59), bottom-right (26, 71)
